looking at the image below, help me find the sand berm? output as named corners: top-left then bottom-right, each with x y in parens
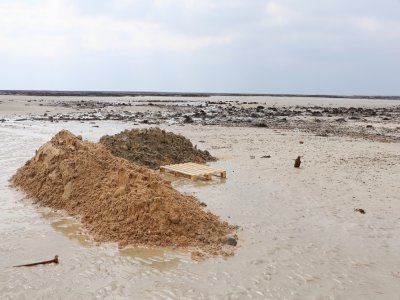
top-left (11, 130), bottom-right (236, 257)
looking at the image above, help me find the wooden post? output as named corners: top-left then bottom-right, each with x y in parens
top-left (294, 156), bottom-right (301, 168)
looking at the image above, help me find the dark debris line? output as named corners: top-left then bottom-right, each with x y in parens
top-left (19, 100), bottom-right (400, 143)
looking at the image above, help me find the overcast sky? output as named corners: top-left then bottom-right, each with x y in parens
top-left (0, 0), bottom-right (399, 95)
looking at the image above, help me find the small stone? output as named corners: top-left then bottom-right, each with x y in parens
top-left (225, 237), bottom-right (238, 246)
top-left (183, 115), bottom-right (194, 123)
top-left (316, 132), bottom-right (328, 137)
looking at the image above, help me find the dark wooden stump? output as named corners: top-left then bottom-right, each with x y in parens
top-left (294, 156), bottom-right (301, 168)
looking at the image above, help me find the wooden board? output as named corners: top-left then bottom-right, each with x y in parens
top-left (160, 162), bottom-right (226, 181)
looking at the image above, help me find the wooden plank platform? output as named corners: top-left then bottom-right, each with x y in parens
top-left (160, 162), bottom-right (226, 181)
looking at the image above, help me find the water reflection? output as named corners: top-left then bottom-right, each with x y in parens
top-left (51, 219), bottom-right (93, 246)
top-left (160, 171), bottom-right (227, 189)
top-left (41, 210), bottom-right (93, 246)
top-left (119, 247), bottom-right (183, 271)
top-left (41, 209), bottom-right (185, 271)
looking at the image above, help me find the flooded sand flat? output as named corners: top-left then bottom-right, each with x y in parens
top-left (0, 120), bottom-right (400, 299)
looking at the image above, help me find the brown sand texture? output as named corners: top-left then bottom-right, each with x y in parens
top-left (10, 130), bottom-right (234, 256)
top-left (100, 127), bottom-right (216, 169)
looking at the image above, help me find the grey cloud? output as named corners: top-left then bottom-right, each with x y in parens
top-left (0, 0), bottom-right (399, 94)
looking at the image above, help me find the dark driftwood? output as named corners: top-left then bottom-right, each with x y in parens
top-left (294, 156), bottom-right (301, 168)
top-left (13, 255), bottom-right (59, 267)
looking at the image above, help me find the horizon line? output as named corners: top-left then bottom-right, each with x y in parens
top-left (0, 89), bottom-right (399, 100)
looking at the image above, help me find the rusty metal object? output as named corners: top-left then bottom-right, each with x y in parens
top-left (13, 255), bottom-right (59, 267)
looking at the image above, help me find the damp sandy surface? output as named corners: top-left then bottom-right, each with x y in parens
top-left (1, 120), bottom-right (400, 299)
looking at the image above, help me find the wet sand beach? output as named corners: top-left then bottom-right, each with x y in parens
top-left (1, 95), bottom-right (400, 299)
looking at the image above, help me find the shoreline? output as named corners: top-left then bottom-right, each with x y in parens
top-left (1, 90), bottom-right (400, 100)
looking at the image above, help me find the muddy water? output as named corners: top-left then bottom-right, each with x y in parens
top-left (1, 121), bottom-right (400, 299)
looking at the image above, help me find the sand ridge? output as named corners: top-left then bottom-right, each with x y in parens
top-left (10, 130), bottom-right (235, 257)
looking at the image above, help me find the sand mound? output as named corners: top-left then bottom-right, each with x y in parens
top-left (99, 128), bottom-right (216, 169)
top-left (11, 130), bottom-right (235, 256)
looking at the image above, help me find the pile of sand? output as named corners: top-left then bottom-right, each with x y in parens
top-left (99, 128), bottom-right (216, 169)
top-left (11, 130), bottom-right (235, 257)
